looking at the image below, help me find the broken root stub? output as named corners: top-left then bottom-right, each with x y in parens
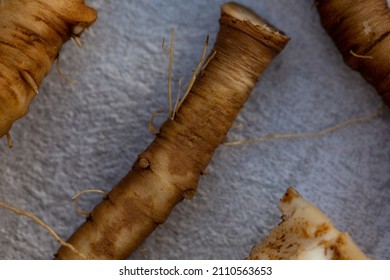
top-left (248, 187), bottom-right (369, 260)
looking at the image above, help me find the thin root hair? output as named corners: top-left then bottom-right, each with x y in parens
top-left (0, 201), bottom-right (85, 259)
top-left (224, 105), bottom-right (385, 146)
top-left (72, 189), bottom-right (108, 217)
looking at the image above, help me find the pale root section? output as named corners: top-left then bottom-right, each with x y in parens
top-left (249, 187), bottom-right (368, 260)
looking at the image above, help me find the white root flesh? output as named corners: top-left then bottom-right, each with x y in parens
top-left (249, 187), bottom-right (369, 260)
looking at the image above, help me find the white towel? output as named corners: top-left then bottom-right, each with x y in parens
top-left (0, 0), bottom-right (389, 259)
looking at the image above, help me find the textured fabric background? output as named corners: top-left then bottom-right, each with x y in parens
top-left (0, 0), bottom-right (389, 260)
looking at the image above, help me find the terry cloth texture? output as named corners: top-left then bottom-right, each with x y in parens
top-left (0, 0), bottom-right (389, 259)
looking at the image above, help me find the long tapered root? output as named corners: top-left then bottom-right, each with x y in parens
top-left (317, 0), bottom-right (390, 106)
top-left (55, 2), bottom-right (289, 260)
top-left (0, 0), bottom-right (97, 140)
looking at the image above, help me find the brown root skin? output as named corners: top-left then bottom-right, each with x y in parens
top-left (0, 0), bottom-right (97, 140)
top-left (55, 2), bottom-right (289, 260)
top-left (317, 0), bottom-right (390, 106)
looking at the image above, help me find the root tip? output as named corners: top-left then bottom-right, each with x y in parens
top-left (5, 132), bottom-right (13, 148)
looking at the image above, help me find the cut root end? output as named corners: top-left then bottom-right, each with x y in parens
top-left (5, 132), bottom-right (13, 148)
top-left (0, 201), bottom-right (85, 259)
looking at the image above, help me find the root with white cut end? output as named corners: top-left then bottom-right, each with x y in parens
top-left (248, 187), bottom-right (368, 260)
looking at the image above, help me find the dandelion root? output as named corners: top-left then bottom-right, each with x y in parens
top-left (55, 2), bottom-right (289, 260)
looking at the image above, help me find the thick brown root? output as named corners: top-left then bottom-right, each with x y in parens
top-left (0, 0), bottom-right (97, 140)
top-left (55, 2), bottom-right (290, 260)
top-left (317, 0), bottom-right (390, 106)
